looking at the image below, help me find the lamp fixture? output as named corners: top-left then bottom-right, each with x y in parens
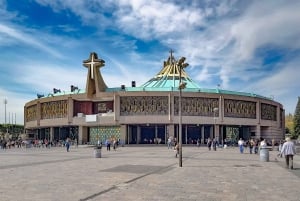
top-left (71, 85), bottom-right (79, 92)
top-left (53, 88), bottom-right (61, 94)
top-left (37, 94), bottom-right (44, 99)
top-left (178, 82), bottom-right (187, 90)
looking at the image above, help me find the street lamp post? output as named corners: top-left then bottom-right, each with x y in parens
top-left (4, 99), bottom-right (7, 133)
top-left (177, 57), bottom-right (188, 167)
top-left (213, 107), bottom-right (219, 140)
top-left (179, 70), bottom-right (183, 167)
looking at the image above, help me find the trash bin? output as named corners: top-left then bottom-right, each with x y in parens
top-left (94, 146), bottom-right (102, 158)
top-left (260, 147), bottom-right (269, 162)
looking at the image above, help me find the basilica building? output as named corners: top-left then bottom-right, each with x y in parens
top-left (24, 52), bottom-right (285, 145)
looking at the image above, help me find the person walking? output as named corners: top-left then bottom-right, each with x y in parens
top-left (272, 138), bottom-right (275, 151)
top-left (212, 138), bottom-right (217, 151)
top-left (196, 138), bottom-right (200, 148)
top-left (174, 143), bottom-right (179, 158)
top-left (260, 139), bottom-right (267, 148)
top-left (167, 137), bottom-right (172, 149)
top-left (113, 139), bottom-right (117, 151)
top-left (254, 139), bottom-right (259, 154)
top-left (277, 140), bottom-right (283, 157)
top-left (105, 138), bottom-right (111, 151)
top-left (238, 138), bottom-right (244, 153)
top-left (207, 138), bottom-right (212, 151)
top-left (249, 139), bottom-right (254, 154)
top-left (280, 137), bottom-right (296, 169)
top-left (65, 138), bottom-right (70, 152)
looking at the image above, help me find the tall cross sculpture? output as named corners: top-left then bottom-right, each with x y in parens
top-left (82, 52), bottom-right (107, 96)
top-left (83, 52), bottom-right (105, 80)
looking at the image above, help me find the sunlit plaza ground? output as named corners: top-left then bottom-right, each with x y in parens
top-left (0, 145), bottom-right (300, 201)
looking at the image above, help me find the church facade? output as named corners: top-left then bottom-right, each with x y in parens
top-left (24, 52), bottom-right (285, 145)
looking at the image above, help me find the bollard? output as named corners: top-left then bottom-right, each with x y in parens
top-left (94, 146), bottom-right (102, 158)
top-left (260, 147), bottom-right (269, 162)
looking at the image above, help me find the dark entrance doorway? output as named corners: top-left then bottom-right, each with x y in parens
top-left (127, 124), bottom-right (166, 144)
top-left (187, 125), bottom-right (201, 144)
top-left (175, 125), bottom-right (202, 144)
top-left (141, 125), bottom-right (155, 144)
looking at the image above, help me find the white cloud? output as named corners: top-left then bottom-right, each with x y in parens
top-left (15, 63), bottom-right (87, 93)
top-left (231, 1), bottom-right (300, 61)
top-left (0, 0), bottom-right (17, 21)
top-left (0, 23), bottom-right (63, 58)
top-left (248, 58), bottom-right (300, 97)
top-left (175, 0), bottom-right (300, 95)
top-left (34, 0), bottom-right (110, 27)
top-left (115, 0), bottom-right (206, 40)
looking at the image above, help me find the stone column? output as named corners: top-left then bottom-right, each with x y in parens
top-left (114, 93), bottom-right (120, 122)
top-left (67, 97), bottom-right (73, 124)
top-left (120, 124), bottom-right (127, 144)
top-left (220, 125), bottom-right (224, 145)
top-left (167, 124), bottom-right (175, 140)
top-left (78, 126), bottom-right (88, 145)
top-left (37, 101), bottom-right (41, 127)
top-left (137, 125), bottom-right (141, 144)
top-left (210, 125), bottom-right (214, 139)
top-left (201, 126), bottom-right (205, 144)
top-left (256, 101), bottom-right (260, 125)
top-left (219, 95), bottom-right (224, 122)
top-left (50, 127), bottom-right (54, 142)
top-left (256, 125), bottom-right (261, 140)
top-left (215, 125), bottom-right (220, 141)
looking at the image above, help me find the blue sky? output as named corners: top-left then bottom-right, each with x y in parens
top-left (0, 0), bottom-right (300, 125)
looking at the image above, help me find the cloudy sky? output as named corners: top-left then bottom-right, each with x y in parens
top-left (0, 0), bottom-right (299, 125)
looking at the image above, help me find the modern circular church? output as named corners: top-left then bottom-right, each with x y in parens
top-left (24, 52), bottom-right (285, 145)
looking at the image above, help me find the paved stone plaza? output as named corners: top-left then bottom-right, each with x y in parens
top-left (0, 145), bottom-right (299, 201)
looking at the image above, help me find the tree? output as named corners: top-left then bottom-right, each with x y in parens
top-left (285, 127), bottom-right (290, 134)
top-left (293, 97), bottom-right (300, 139)
top-left (285, 113), bottom-right (294, 134)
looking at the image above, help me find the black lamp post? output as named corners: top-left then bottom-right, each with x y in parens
top-left (213, 107), bottom-right (219, 140)
top-left (4, 99), bottom-right (7, 133)
top-left (177, 57), bottom-right (188, 167)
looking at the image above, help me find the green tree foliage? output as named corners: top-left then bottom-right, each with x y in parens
top-left (285, 127), bottom-right (290, 134)
top-left (0, 124), bottom-right (24, 140)
top-left (285, 113), bottom-right (294, 134)
top-left (293, 97), bottom-right (300, 139)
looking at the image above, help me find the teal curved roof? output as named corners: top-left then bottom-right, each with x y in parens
top-left (45, 87), bottom-right (270, 101)
top-left (141, 75), bottom-right (200, 89)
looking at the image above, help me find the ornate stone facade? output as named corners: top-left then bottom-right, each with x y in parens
top-left (25, 105), bottom-right (37, 122)
top-left (174, 97), bottom-right (219, 116)
top-left (41, 100), bottom-right (68, 119)
top-left (120, 96), bottom-right (169, 115)
top-left (261, 103), bottom-right (277, 121)
top-left (224, 99), bottom-right (256, 119)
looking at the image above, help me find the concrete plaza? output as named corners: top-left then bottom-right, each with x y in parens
top-left (0, 145), bottom-right (299, 201)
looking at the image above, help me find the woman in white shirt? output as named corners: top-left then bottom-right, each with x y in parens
top-left (238, 138), bottom-right (244, 153)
